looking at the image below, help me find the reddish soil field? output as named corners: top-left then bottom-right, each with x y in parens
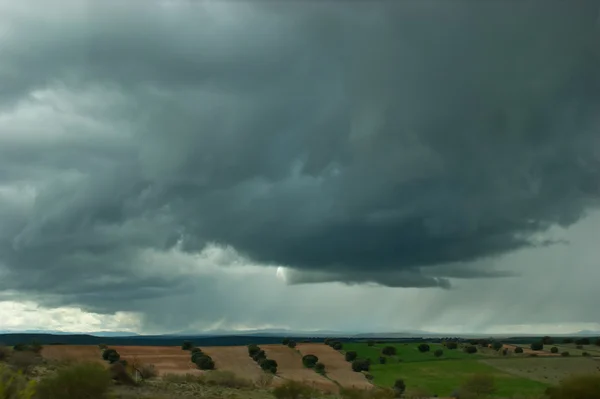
top-left (297, 343), bottom-right (371, 390)
top-left (200, 346), bottom-right (264, 382)
top-left (261, 345), bottom-right (338, 392)
top-left (42, 345), bottom-right (201, 375)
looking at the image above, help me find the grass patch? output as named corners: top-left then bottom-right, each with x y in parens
top-left (368, 359), bottom-right (548, 398)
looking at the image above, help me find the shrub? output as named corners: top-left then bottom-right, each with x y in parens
top-left (379, 356), bottom-right (387, 364)
top-left (130, 358), bottom-right (158, 381)
top-left (530, 342), bottom-right (543, 351)
top-left (252, 350), bottom-right (266, 362)
top-left (314, 362), bottom-right (325, 374)
top-left (351, 359), bottom-right (370, 372)
top-left (551, 346), bottom-right (559, 353)
top-left (101, 348), bottom-right (119, 362)
top-left (255, 372), bottom-right (274, 388)
top-left (109, 361), bottom-right (136, 386)
top-left (0, 363), bottom-right (36, 399)
top-left (345, 351), bottom-right (358, 362)
top-left (191, 351), bottom-right (204, 364)
top-left (365, 373), bottom-right (374, 381)
top-left (302, 355), bottom-right (318, 368)
top-left (381, 346), bottom-right (396, 356)
top-left (28, 342), bottom-right (42, 355)
top-left (190, 347), bottom-right (202, 355)
top-left (7, 351), bottom-right (41, 374)
top-left (12, 344), bottom-right (27, 352)
top-left (194, 355), bottom-right (215, 370)
top-left (287, 341), bottom-right (297, 349)
top-left (36, 362), bottom-right (111, 399)
top-left (544, 374), bottom-right (600, 399)
top-left (460, 373), bottom-right (496, 397)
top-left (282, 338), bottom-right (290, 345)
top-left (491, 341), bottom-right (503, 351)
top-left (332, 342), bottom-right (343, 350)
top-left (393, 379), bottom-right (406, 397)
top-left (445, 341), bottom-right (458, 350)
top-left (417, 343), bottom-right (430, 353)
top-left (561, 351), bottom-right (570, 357)
top-left (434, 349), bottom-right (443, 358)
top-left (273, 380), bottom-right (317, 399)
top-left (514, 346), bottom-right (524, 354)
top-left (248, 344), bottom-right (260, 357)
top-left (181, 341), bottom-right (193, 350)
top-left (259, 359), bottom-right (278, 374)
top-left (464, 345), bottom-right (477, 354)
top-left (324, 338), bottom-right (332, 345)
top-left (98, 344), bottom-right (108, 350)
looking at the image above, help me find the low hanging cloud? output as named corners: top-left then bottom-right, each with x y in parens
top-left (0, 0), bottom-right (599, 331)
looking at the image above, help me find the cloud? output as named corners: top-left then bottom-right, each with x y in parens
top-left (0, 0), bottom-right (599, 332)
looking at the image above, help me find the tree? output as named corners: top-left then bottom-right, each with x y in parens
top-left (530, 342), bottom-right (543, 351)
top-left (351, 359), bottom-right (370, 372)
top-left (282, 338), bottom-right (290, 345)
top-left (550, 346), bottom-right (559, 353)
top-left (332, 342), bottom-right (343, 350)
top-left (417, 343), bottom-right (430, 353)
top-left (252, 350), bottom-right (266, 362)
top-left (259, 359), bottom-right (278, 374)
top-left (195, 355), bottom-right (215, 370)
top-left (30, 341), bottom-right (42, 354)
top-left (191, 351), bottom-right (204, 364)
top-left (314, 362), bottom-right (325, 374)
top-left (464, 345), bottom-right (478, 354)
top-left (248, 344), bottom-right (260, 357)
top-left (491, 341), bottom-right (503, 351)
top-left (446, 341), bottom-right (458, 350)
top-left (345, 351), bottom-right (357, 362)
top-left (302, 354), bottom-right (319, 368)
top-left (434, 349), bottom-right (443, 358)
top-left (542, 336), bottom-right (554, 345)
top-left (514, 346), bottom-right (524, 354)
top-left (191, 347), bottom-right (203, 354)
top-left (287, 340), bottom-right (297, 348)
top-left (181, 341), bottom-right (193, 351)
top-left (393, 379), bottom-right (406, 397)
top-left (381, 346), bottom-right (396, 356)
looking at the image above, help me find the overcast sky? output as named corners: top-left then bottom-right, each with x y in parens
top-left (1, 0), bottom-right (599, 335)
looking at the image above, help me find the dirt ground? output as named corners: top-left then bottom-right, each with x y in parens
top-left (502, 344), bottom-right (558, 357)
top-left (201, 346), bottom-right (264, 382)
top-left (297, 343), bottom-right (371, 390)
top-left (261, 345), bottom-right (339, 392)
top-left (41, 345), bottom-right (201, 376)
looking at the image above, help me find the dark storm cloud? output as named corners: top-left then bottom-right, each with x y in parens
top-left (0, 0), bottom-right (599, 320)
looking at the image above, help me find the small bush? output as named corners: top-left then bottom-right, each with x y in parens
top-left (302, 355), bottom-right (318, 368)
top-left (259, 359), bottom-right (278, 374)
top-left (491, 341), bottom-right (503, 351)
top-left (514, 346), bottom-right (524, 354)
top-left (287, 341), bottom-right (297, 349)
top-left (131, 360), bottom-right (158, 380)
top-left (434, 349), bottom-right (443, 358)
top-left (381, 346), bottom-right (396, 356)
top-left (332, 342), bottom-right (343, 350)
top-left (181, 341), bottom-right (193, 350)
top-left (36, 362), bottom-right (112, 399)
top-left (194, 355), bottom-right (215, 370)
top-left (0, 363), bottom-right (36, 399)
top-left (98, 344), bottom-right (108, 350)
top-left (365, 373), bottom-right (374, 381)
top-left (252, 350), bottom-right (266, 362)
top-left (561, 351), bottom-right (570, 357)
top-left (314, 362), bottom-right (325, 374)
top-left (393, 379), bottom-right (406, 397)
top-left (351, 358), bottom-right (370, 372)
top-left (530, 342), bottom-right (543, 351)
top-left (445, 341), bottom-right (458, 350)
top-left (109, 361), bottom-right (136, 386)
top-left (544, 374), bottom-right (600, 399)
top-left (190, 347), bottom-right (202, 355)
top-left (248, 344), bottom-right (260, 357)
top-left (255, 372), bottom-right (274, 388)
top-left (550, 346), bottom-right (559, 353)
top-left (464, 345), bottom-right (477, 354)
top-left (345, 351), bottom-right (357, 362)
top-left (7, 351), bottom-right (41, 374)
top-left (272, 380), bottom-right (317, 399)
top-left (417, 343), bottom-right (430, 353)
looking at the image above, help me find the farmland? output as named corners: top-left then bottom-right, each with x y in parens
top-left (4, 336), bottom-right (600, 398)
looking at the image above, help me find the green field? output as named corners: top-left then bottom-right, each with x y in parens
top-left (343, 342), bottom-right (485, 363)
top-left (370, 359), bottom-right (549, 398)
top-left (342, 343), bottom-right (551, 397)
